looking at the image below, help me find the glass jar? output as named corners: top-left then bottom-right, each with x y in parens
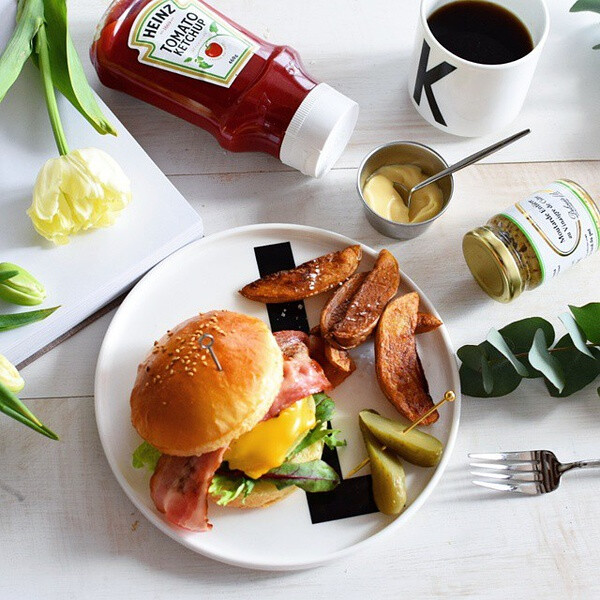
top-left (463, 179), bottom-right (600, 302)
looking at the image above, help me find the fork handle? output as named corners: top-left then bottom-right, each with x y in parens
top-left (562, 459), bottom-right (600, 472)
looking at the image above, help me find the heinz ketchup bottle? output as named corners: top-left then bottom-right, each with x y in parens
top-left (91, 0), bottom-right (359, 177)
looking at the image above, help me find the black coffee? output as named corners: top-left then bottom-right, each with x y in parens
top-left (427, 1), bottom-right (534, 65)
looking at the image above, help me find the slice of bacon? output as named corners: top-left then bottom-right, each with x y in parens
top-left (264, 330), bottom-right (331, 420)
top-left (150, 447), bottom-right (226, 532)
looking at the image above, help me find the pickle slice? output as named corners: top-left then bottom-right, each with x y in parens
top-left (359, 409), bottom-right (443, 468)
top-left (359, 419), bottom-right (406, 516)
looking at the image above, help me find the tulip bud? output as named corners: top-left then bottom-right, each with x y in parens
top-left (0, 262), bottom-right (47, 306)
top-left (0, 355), bottom-right (24, 393)
top-left (27, 148), bottom-right (132, 245)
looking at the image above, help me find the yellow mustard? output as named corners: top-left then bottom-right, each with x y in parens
top-left (362, 164), bottom-right (443, 224)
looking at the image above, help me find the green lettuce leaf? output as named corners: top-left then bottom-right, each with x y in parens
top-left (208, 473), bottom-right (255, 506)
top-left (132, 441), bottom-right (161, 472)
top-left (289, 392), bottom-right (346, 458)
top-left (261, 459), bottom-right (340, 492)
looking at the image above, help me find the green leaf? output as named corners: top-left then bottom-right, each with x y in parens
top-left (486, 328), bottom-right (529, 377)
top-left (458, 343), bottom-right (522, 397)
top-left (195, 58), bottom-right (212, 68)
top-left (209, 21), bottom-right (218, 33)
top-left (0, 305), bottom-right (59, 331)
top-left (132, 441), bottom-right (161, 471)
top-left (313, 392), bottom-right (335, 421)
top-left (0, 262), bottom-right (47, 306)
top-left (528, 329), bottom-right (565, 392)
top-left (545, 335), bottom-right (600, 397)
top-left (456, 345), bottom-right (485, 371)
top-left (480, 353), bottom-right (493, 394)
top-left (571, 0), bottom-right (600, 14)
top-left (291, 423), bottom-right (345, 458)
top-left (34, 0), bottom-right (116, 135)
top-left (208, 473), bottom-right (255, 506)
top-left (0, 0), bottom-right (44, 102)
top-left (559, 312), bottom-right (594, 358)
top-left (499, 317), bottom-right (555, 378)
top-left (262, 459), bottom-right (340, 492)
top-left (290, 393), bottom-right (346, 458)
top-left (0, 271), bottom-right (19, 283)
top-left (184, 56), bottom-right (193, 63)
top-left (0, 380), bottom-right (58, 439)
top-left (570, 303), bottom-right (600, 345)
top-left (459, 361), bottom-right (521, 398)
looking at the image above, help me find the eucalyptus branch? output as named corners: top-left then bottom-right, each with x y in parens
top-left (458, 303), bottom-right (600, 399)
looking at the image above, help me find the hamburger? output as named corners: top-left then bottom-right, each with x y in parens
top-left (130, 310), bottom-right (343, 531)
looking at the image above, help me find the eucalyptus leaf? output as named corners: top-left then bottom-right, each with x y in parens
top-left (36, 0), bottom-right (116, 135)
top-left (0, 0), bottom-right (44, 101)
top-left (486, 328), bottom-right (529, 377)
top-left (571, 0), bottom-right (600, 14)
top-left (528, 329), bottom-right (565, 392)
top-left (570, 303), bottom-right (600, 344)
top-left (545, 335), bottom-right (600, 398)
top-left (499, 317), bottom-right (555, 378)
top-left (458, 361), bottom-right (522, 398)
top-left (559, 312), bottom-right (594, 358)
top-left (480, 353), bottom-right (493, 394)
top-left (456, 345), bottom-right (485, 371)
top-left (0, 305), bottom-right (59, 331)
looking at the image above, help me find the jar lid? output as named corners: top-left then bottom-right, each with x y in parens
top-left (462, 227), bottom-right (524, 303)
top-left (279, 83), bottom-right (359, 178)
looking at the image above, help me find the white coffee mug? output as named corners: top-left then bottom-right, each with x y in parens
top-left (407, 0), bottom-right (549, 137)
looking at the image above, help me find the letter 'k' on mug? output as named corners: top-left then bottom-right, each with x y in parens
top-left (407, 0), bottom-right (549, 137)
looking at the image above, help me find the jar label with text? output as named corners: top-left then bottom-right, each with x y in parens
top-left (128, 0), bottom-right (257, 88)
top-left (501, 180), bottom-right (600, 281)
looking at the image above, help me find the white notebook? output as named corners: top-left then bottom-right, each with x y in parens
top-left (0, 2), bottom-right (203, 367)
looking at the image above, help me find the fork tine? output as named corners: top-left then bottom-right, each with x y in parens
top-left (472, 480), bottom-right (541, 495)
top-left (471, 470), bottom-right (541, 482)
top-left (469, 461), bottom-right (538, 472)
top-left (468, 451), bottom-right (535, 461)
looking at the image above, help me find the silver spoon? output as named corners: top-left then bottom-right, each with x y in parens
top-left (393, 128), bottom-right (531, 208)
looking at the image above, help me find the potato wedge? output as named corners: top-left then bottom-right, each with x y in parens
top-left (320, 272), bottom-right (367, 345)
top-left (332, 250), bottom-right (399, 348)
top-left (320, 249), bottom-right (400, 349)
top-left (240, 245), bottom-right (362, 304)
top-left (375, 292), bottom-right (437, 424)
top-left (308, 326), bottom-right (356, 388)
top-left (415, 312), bottom-right (443, 335)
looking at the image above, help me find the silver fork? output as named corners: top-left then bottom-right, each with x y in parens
top-left (469, 450), bottom-right (600, 495)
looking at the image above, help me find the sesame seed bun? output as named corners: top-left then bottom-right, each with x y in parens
top-left (130, 310), bottom-right (284, 456)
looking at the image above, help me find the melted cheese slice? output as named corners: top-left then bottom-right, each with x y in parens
top-left (223, 396), bottom-right (316, 479)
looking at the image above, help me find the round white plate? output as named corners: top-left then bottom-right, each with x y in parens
top-left (94, 223), bottom-right (461, 571)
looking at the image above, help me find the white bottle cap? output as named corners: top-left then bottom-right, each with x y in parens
top-left (279, 83), bottom-right (359, 178)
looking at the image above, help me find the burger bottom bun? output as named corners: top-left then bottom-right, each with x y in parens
top-left (210, 441), bottom-right (325, 509)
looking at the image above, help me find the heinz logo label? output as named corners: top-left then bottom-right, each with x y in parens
top-left (129, 0), bottom-right (257, 88)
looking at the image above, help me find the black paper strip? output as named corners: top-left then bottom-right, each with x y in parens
top-left (253, 241), bottom-right (378, 523)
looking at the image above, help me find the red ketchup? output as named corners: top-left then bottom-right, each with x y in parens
top-left (91, 0), bottom-right (359, 177)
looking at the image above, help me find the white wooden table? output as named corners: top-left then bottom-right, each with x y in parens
top-left (2, 1), bottom-right (600, 598)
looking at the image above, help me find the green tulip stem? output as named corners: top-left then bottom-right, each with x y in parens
top-left (35, 24), bottom-right (69, 156)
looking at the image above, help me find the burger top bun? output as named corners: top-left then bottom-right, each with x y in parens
top-left (130, 310), bottom-right (284, 456)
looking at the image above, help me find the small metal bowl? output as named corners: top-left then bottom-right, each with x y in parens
top-left (356, 141), bottom-right (454, 240)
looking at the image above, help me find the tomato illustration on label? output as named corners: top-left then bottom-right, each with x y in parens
top-left (205, 43), bottom-right (223, 58)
